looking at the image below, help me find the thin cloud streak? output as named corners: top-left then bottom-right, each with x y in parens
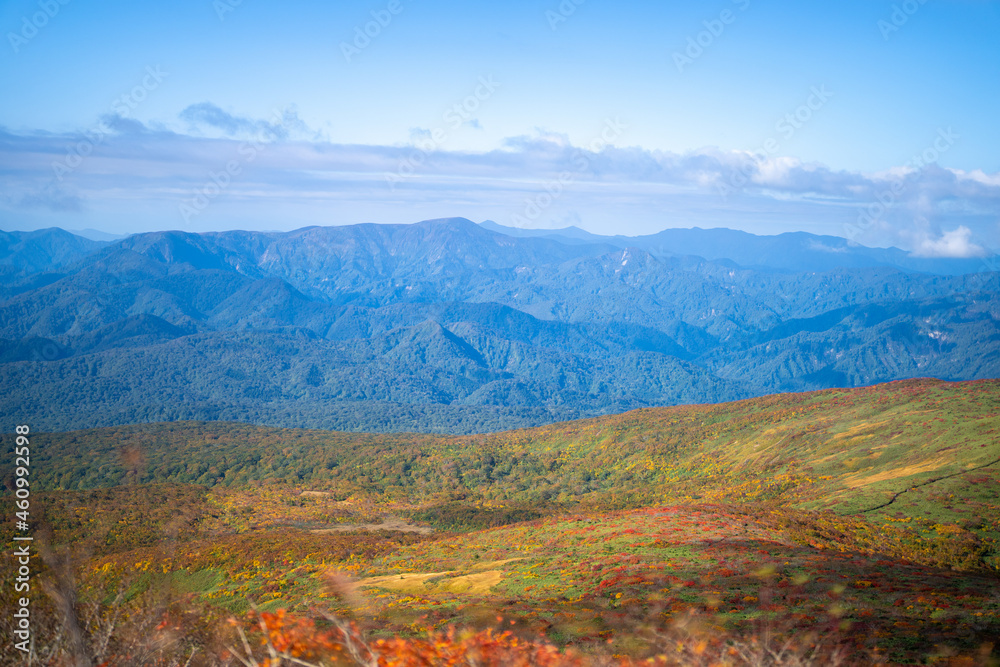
top-left (1, 112), bottom-right (998, 254)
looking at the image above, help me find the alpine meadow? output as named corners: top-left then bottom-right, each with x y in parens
top-left (2, 1), bottom-right (1000, 665)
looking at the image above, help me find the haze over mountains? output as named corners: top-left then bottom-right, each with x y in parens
top-left (479, 221), bottom-right (998, 275)
top-left (2, 218), bottom-right (998, 433)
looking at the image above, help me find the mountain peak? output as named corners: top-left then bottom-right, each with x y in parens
top-left (416, 217), bottom-right (479, 229)
top-left (0, 227), bottom-right (110, 274)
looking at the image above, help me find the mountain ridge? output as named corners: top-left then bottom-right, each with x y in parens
top-left (1, 219), bottom-right (998, 433)
top-left (480, 220), bottom-right (995, 275)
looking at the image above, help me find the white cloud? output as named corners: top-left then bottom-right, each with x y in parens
top-left (911, 226), bottom-right (988, 258)
top-left (807, 240), bottom-right (847, 253)
top-left (178, 103), bottom-right (323, 142)
top-left (1, 107), bottom-right (999, 248)
top-left (950, 168), bottom-right (1000, 188)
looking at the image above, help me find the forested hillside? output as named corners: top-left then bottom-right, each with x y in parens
top-left (2, 219), bottom-right (999, 433)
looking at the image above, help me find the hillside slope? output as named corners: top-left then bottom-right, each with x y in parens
top-left (8, 379), bottom-right (999, 664)
top-left (3, 220), bottom-right (999, 433)
top-left (27, 378), bottom-right (1000, 542)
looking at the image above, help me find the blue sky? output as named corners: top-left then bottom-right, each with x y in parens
top-left (1, 0), bottom-right (999, 256)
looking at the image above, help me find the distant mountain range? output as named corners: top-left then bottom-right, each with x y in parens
top-left (1, 227), bottom-right (110, 277)
top-left (479, 220), bottom-right (995, 275)
top-left (1, 218), bottom-right (998, 433)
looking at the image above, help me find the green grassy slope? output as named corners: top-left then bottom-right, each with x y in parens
top-left (26, 378), bottom-right (1000, 533)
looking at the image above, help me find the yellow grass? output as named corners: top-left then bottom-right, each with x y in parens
top-left (844, 456), bottom-right (952, 488)
top-left (362, 570), bottom-right (504, 595)
top-left (360, 559), bottom-right (520, 595)
top-left (830, 420), bottom-right (890, 440)
top-left (310, 515), bottom-right (434, 535)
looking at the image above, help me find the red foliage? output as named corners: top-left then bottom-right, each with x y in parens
top-left (243, 609), bottom-right (592, 667)
top-left (373, 627), bottom-right (588, 667)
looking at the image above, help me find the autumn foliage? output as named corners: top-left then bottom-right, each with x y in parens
top-left (3, 378), bottom-right (999, 664)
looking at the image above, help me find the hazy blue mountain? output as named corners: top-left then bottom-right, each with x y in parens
top-left (63, 228), bottom-right (129, 242)
top-left (480, 221), bottom-right (996, 275)
top-left (0, 228), bottom-right (110, 289)
top-left (1, 218), bottom-right (998, 433)
top-left (479, 220), bottom-right (605, 245)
